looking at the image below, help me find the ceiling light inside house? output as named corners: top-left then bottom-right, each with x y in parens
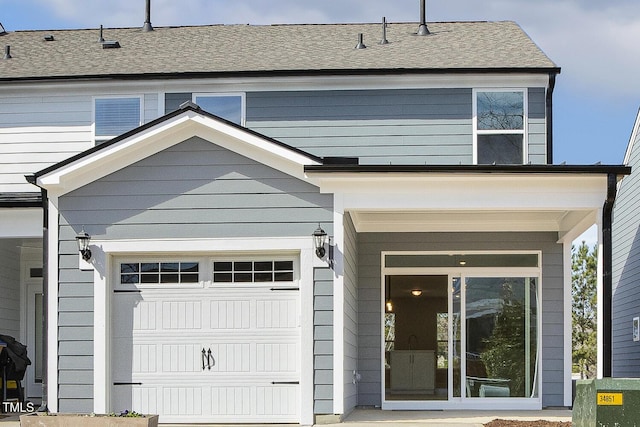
top-left (411, 289), bottom-right (423, 297)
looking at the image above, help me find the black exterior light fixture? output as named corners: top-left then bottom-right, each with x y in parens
top-left (75, 228), bottom-right (92, 261)
top-left (312, 224), bottom-right (327, 259)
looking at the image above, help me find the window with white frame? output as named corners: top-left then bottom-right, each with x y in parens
top-left (475, 90), bottom-right (526, 165)
top-left (94, 97), bottom-right (142, 144)
top-left (193, 93), bottom-right (244, 125)
top-left (119, 261), bottom-right (199, 285)
top-left (213, 260), bottom-right (294, 283)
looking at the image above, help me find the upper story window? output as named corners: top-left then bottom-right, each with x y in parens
top-left (193, 93), bottom-right (245, 126)
top-left (474, 90), bottom-right (526, 165)
top-left (94, 97), bottom-right (142, 144)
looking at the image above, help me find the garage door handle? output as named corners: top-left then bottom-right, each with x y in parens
top-left (202, 347), bottom-right (215, 370)
top-left (207, 348), bottom-right (215, 370)
top-left (271, 381), bottom-right (299, 385)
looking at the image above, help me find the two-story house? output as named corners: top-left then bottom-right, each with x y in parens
top-left (0, 4), bottom-right (630, 424)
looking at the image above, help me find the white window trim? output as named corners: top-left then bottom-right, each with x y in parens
top-left (90, 236), bottom-right (315, 425)
top-left (192, 92), bottom-right (246, 126)
top-left (473, 88), bottom-right (528, 165)
top-left (380, 250), bottom-right (543, 411)
top-left (92, 95), bottom-right (143, 144)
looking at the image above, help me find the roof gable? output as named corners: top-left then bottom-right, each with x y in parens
top-left (32, 105), bottom-right (322, 195)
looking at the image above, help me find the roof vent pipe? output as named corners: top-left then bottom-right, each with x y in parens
top-left (417, 0), bottom-right (430, 35)
top-left (142, 0), bottom-right (154, 32)
top-left (355, 33), bottom-right (366, 49)
top-left (3, 45), bottom-right (11, 59)
top-left (380, 17), bottom-right (389, 44)
top-left (98, 25), bottom-right (105, 43)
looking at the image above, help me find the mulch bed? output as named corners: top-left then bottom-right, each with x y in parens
top-left (485, 420), bottom-right (571, 427)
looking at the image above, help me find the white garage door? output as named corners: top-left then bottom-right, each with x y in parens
top-left (111, 259), bottom-right (301, 424)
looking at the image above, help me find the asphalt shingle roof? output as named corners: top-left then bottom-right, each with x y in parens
top-left (0, 21), bottom-right (558, 81)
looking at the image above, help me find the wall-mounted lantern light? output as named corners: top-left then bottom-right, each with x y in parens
top-left (312, 224), bottom-right (327, 259)
top-left (75, 228), bottom-right (92, 261)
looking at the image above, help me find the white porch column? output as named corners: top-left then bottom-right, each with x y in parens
top-left (562, 239), bottom-right (572, 406)
top-left (596, 215), bottom-right (604, 379)
top-left (332, 195), bottom-right (345, 416)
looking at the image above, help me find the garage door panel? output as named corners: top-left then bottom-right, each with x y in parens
top-left (115, 382), bottom-right (299, 422)
top-left (256, 342), bottom-right (299, 372)
top-left (161, 343), bottom-right (202, 373)
top-left (113, 295), bottom-right (158, 337)
top-left (162, 300), bottom-right (202, 330)
top-left (256, 298), bottom-right (299, 329)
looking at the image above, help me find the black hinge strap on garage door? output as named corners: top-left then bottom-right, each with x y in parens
top-left (270, 287), bottom-right (300, 291)
top-left (113, 382), bottom-right (143, 386)
top-left (113, 289), bottom-right (142, 293)
top-left (271, 381), bottom-right (299, 385)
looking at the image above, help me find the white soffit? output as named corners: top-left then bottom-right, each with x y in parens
top-left (0, 208), bottom-right (43, 238)
top-left (37, 110), bottom-right (320, 195)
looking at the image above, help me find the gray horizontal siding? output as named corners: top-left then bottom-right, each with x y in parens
top-left (248, 88), bottom-right (547, 166)
top-left (314, 267), bottom-right (334, 415)
top-left (247, 89), bottom-right (473, 165)
top-left (612, 121), bottom-right (640, 377)
top-left (59, 136), bottom-right (333, 240)
top-left (356, 231), bottom-right (564, 407)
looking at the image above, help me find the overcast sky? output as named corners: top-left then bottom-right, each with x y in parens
top-left (1, 0), bottom-right (639, 166)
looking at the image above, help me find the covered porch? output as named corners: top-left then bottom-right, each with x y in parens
top-left (305, 164), bottom-right (629, 415)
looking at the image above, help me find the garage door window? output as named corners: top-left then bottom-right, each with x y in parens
top-left (213, 260), bottom-right (294, 283)
top-left (120, 261), bottom-right (199, 284)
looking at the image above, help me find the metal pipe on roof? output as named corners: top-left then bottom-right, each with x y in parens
top-left (355, 33), bottom-right (366, 49)
top-left (418, 0), bottom-right (430, 35)
top-left (3, 45), bottom-right (11, 59)
top-left (380, 17), bottom-right (389, 45)
top-left (143, 0), bottom-right (154, 32)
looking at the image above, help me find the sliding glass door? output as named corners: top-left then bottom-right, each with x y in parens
top-left (382, 252), bottom-right (541, 408)
top-left (464, 276), bottom-right (538, 399)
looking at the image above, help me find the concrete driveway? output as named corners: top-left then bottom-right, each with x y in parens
top-left (0, 408), bottom-right (572, 426)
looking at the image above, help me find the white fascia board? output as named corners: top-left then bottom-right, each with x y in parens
top-left (314, 174), bottom-right (609, 211)
top-left (0, 73), bottom-right (551, 95)
top-left (37, 113), bottom-right (195, 191)
top-left (37, 111), bottom-right (320, 195)
top-left (0, 208), bottom-right (43, 238)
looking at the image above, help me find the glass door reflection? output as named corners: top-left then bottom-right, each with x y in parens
top-left (384, 275), bottom-right (449, 401)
